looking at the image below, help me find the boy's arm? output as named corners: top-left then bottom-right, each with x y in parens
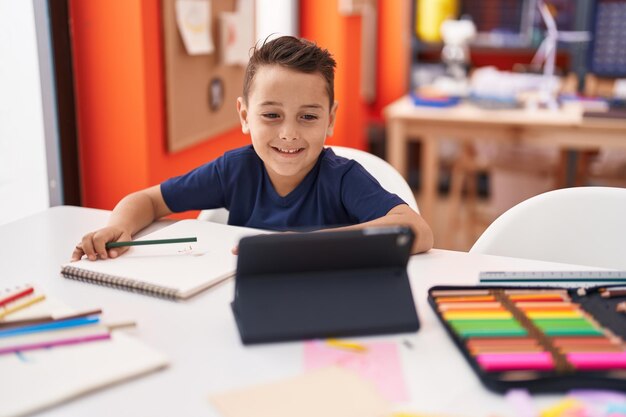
top-left (71, 185), bottom-right (173, 261)
top-left (327, 204), bottom-right (434, 254)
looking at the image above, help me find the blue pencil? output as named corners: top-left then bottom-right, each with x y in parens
top-left (0, 316), bottom-right (100, 338)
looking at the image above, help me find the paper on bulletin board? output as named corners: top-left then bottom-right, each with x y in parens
top-left (175, 0), bottom-right (215, 55)
top-left (162, 0), bottom-right (245, 152)
top-left (219, 0), bottom-right (254, 66)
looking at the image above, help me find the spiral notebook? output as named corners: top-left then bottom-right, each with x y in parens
top-left (60, 220), bottom-right (264, 300)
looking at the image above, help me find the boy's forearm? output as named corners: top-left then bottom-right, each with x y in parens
top-left (327, 205), bottom-right (434, 254)
top-left (406, 215), bottom-right (434, 254)
top-left (107, 186), bottom-right (172, 236)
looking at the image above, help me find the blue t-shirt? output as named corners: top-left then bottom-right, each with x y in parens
top-left (161, 145), bottom-right (405, 231)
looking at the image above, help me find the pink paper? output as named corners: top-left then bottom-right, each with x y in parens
top-left (303, 340), bottom-right (409, 402)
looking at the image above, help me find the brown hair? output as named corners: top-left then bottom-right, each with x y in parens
top-left (243, 36), bottom-right (336, 109)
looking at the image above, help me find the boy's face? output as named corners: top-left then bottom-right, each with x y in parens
top-left (237, 65), bottom-right (338, 195)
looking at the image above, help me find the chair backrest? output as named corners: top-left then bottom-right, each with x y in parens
top-left (470, 186), bottom-right (626, 269)
top-left (197, 145), bottom-right (418, 223)
top-left (331, 146), bottom-right (419, 212)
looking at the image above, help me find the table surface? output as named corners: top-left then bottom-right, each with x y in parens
top-left (384, 96), bottom-right (626, 128)
top-left (0, 206), bottom-right (606, 417)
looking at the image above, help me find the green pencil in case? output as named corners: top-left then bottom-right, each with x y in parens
top-left (105, 237), bottom-right (197, 249)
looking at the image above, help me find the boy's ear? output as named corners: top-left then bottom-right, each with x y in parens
top-left (236, 97), bottom-right (250, 134)
top-left (326, 101), bottom-right (339, 137)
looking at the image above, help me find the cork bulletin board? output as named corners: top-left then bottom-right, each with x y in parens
top-left (162, 0), bottom-right (250, 152)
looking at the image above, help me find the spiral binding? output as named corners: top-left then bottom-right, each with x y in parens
top-left (61, 265), bottom-right (179, 300)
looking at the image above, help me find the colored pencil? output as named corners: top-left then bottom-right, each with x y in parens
top-left (466, 337), bottom-right (539, 348)
top-left (0, 315), bottom-right (54, 329)
top-left (542, 328), bottom-right (604, 336)
top-left (567, 352), bottom-right (626, 370)
top-left (0, 308), bottom-right (102, 330)
top-left (437, 302), bottom-right (503, 311)
top-left (444, 311), bottom-right (512, 320)
top-left (0, 316), bottom-right (100, 338)
top-left (0, 286), bottom-right (34, 308)
top-left (517, 306), bottom-right (578, 312)
top-left (601, 288), bottom-right (626, 298)
top-left (105, 320), bottom-right (137, 331)
top-left (558, 345), bottom-right (624, 353)
top-left (533, 319), bottom-right (596, 329)
top-left (430, 289), bottom-right (491, 297)
top-left (503, 289), bottom-right (568, 296)
top-left (515, 301), bottom-right (580, 308)
top-left (449, 318), bottom-right (521, 329)
top-left (509, 293), bottom-right (567, 302)
top-left (0, 325), bottom-right (111, 355)
top-left (455, 328), bottom-right (528, 337)
top-left (551, 336), bottom-right (621, 346)
top-left (105, 237), bottom-right (197, 248)
top-left (525, 311), bottom-right (582, 319)
top-left (325, 338), bottom-right (368, 352)
top-left (442, 307), bottom-right (506, 315)
top-left (469, 345), bottom-right (545, 354)
top-left (477, 352), bottom-right (554, 372)
top-left (435, 295), bottom-right (496, 303)
top-left (0, 294), bottom-right (46, 319)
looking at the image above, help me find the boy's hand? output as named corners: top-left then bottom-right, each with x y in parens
top-left (71, 227), bottom-right (132, 262)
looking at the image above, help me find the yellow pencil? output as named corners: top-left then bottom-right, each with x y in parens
top-left (0, 294), bottom-right (46, 319)
top-left (325, 338), bottom-right (368, 352)
top-left (106, 321), bottom-right (137, 331)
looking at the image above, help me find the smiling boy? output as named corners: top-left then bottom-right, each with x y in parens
top-left (72, 36), bottom-right (433, 261)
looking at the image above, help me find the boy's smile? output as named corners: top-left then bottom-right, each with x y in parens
top-left (237, 65), bottom-right (338, 197)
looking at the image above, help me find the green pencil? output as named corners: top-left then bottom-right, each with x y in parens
top-left (105, 237), bottom-right (197, 248)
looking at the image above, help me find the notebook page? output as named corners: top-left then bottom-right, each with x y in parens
top-left (61, 220), bottom-right (266, 298)
top-left (0, 333), bottom-right (168, 417)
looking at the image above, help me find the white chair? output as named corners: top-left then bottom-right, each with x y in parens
top-left (198, 145), bottom-right (418, 223)
top-left (470, 186), bottom-right (626, 269)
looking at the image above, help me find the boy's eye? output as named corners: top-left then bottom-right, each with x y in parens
top-left (261, 113), bottom-right (280, 119)
top-left (301, 114), bottom-right (319, 121)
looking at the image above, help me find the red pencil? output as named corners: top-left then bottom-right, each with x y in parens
top-left (0, 286), bottom-right (34, 308)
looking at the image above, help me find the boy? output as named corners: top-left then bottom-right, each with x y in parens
top-left (72, 36), bottom-right (433, 261)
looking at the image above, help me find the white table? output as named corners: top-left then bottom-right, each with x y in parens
top-left (0, 206), bottom-right (602, 416)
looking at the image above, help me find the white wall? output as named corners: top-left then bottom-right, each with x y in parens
top-left (0, 0), bottom-right (49, 224)
top-left (256, 0), bottom-right (298, 42)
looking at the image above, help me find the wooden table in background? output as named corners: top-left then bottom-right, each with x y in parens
top-left (383, 95), bottom-right (626, 225)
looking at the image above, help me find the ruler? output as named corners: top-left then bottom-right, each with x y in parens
top-left (478, 271), bottom-right (626, 288)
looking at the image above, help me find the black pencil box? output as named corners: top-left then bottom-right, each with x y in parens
top-left (428, 284), bottom-right (626, 393)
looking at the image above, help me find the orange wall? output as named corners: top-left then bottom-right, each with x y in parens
top-left (70, 0), bottom-right (408, 215)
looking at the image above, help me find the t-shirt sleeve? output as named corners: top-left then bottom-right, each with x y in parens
top-left (340, 163), bottom-right (406, 223)
top-left (160, 157), bottom-right (226, 213)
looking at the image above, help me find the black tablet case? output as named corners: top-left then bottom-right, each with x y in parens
top-left (428, 284), bottom-right (626, 393)
top-left (232, 227), bottom-right (420, 345)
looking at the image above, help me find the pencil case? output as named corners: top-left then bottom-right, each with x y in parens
top-left (428, 284), bottom-right (626, 393)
